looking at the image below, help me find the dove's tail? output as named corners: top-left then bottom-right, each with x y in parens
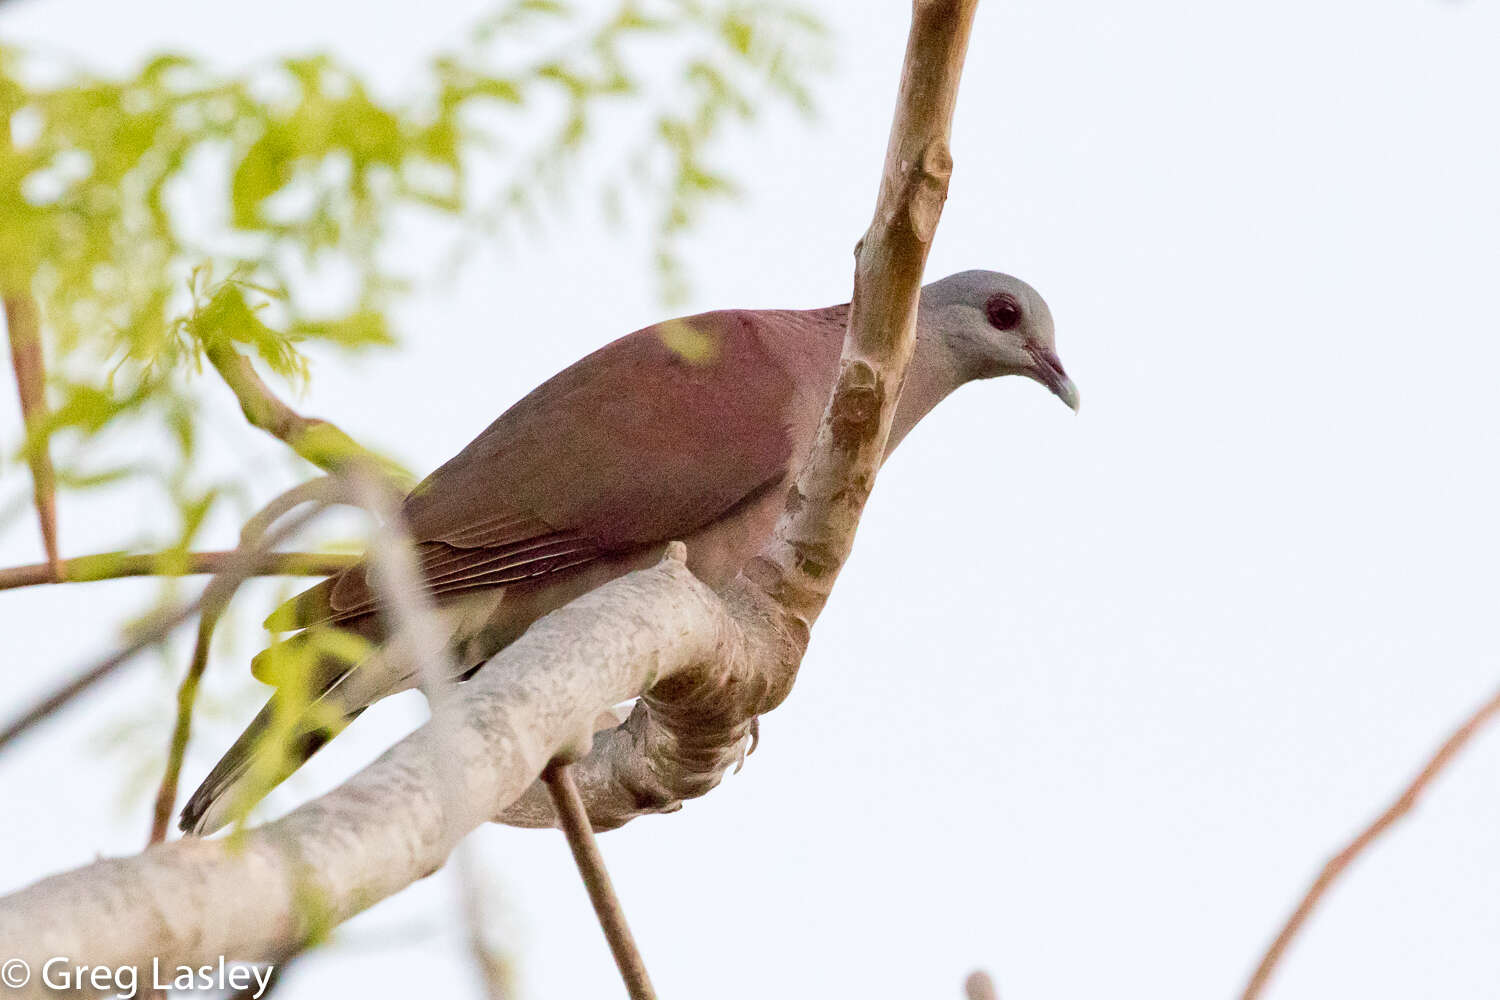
top-left (179, 617), bottom-right (399, 836)
top-left (178, 691), bottom-right (358, 836)
top-left (179, 591), bottom-right (509, 836)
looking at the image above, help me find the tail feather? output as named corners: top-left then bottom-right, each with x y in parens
top-left (178, 692), bottom-right (359, 836)
top-left (181, 589), bottom-right (509, 836)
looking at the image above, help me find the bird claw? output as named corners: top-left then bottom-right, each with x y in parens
top-left (733, 716), bottom-right (760, 773)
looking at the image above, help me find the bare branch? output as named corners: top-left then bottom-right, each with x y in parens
top-left (543, 761), bottom-right (655, 1000)
top-left (4, 292), bottom-right (60, 578)
top-left (746, 0), bottom-right (976, 628)
top-left (1241, 685), bottom-right (1500, 1000)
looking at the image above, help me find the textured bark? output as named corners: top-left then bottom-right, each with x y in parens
top-left (0, 0), bottom-right (981, 983)
top-left (748, 0), bottom-right (975, 627)
top-left (499, 585), bottom-right (799, 830)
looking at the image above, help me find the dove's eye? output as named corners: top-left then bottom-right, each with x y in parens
top-left (985, 293), bottom-right (1022, 331)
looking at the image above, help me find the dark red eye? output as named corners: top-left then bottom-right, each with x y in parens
top-left (985, 293), bottom-right (1022, 331)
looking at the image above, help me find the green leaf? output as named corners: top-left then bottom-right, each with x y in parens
top-left (189, 282), bottom-right (304, 378)
top-left (231, 131), bottom-right (293, 228)
top-left (289, 309), bottom-right (395, 350)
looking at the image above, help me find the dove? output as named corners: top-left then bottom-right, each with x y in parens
top-left (181, 269), bottom-right (1077, 834)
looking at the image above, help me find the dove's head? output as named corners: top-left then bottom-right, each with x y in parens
top-left (920, 269), bottom-right (1079, 411)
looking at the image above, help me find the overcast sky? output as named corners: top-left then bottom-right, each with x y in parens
top-left (3, 1), bottom-right (1500, 998)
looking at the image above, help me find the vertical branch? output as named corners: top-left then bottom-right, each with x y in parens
top-left (748, 0), bottom-right (979, 631)
top-left (543, 761), bottom-right (656, 1000)
top-left (4, 292), bottom-right (60, 578)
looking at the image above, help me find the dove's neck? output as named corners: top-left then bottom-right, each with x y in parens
top-left (884, 319), bottom-right (968, 460)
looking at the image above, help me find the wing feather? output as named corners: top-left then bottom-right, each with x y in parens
top-left (265, 309), bottom-right (804, 634)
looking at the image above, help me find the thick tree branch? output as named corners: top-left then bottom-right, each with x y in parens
top-left (496, 586), bottom-right (789, 831)
top-left (1240, 684), bottom-right (1500, 1000)
top-left (0, 0), bottom-right (980, 982)
top-left (745, 0), bottom-right (974, 628)
top-left (0, 550), bottom-right (357, 592)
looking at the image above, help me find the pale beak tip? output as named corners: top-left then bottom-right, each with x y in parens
top-left (1057, 377), bottom-right (1081, 413)
top-left (1028, 346), bottom-right (1079, 414)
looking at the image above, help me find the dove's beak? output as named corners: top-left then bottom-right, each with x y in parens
top-left (1029, 345), bottom-right (1080, 412)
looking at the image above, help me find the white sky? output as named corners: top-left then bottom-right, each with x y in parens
top-left (3, 1), bottom-right (1500, 998)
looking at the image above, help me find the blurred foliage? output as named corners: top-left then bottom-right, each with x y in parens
top-left (0, 0), bottom-right (826, 554)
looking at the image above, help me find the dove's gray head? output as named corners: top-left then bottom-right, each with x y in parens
top-left (920, 269), bottom-right (1078, 411)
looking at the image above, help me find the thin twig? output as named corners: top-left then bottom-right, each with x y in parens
top-left (4, 292), bottom-right (60, 578)
top-left (0, 604), bottom-right (202, 754)
top-left (147, 606), bottom-right (223, 844)
top-left (0, 549), bottom-right (356, 592)
top-left (1241, 684), bottom-right (1500, 1000)
top-left (348, 465), bottom-right (473, 840)
top-left (542, 761), bottom-right (655, 1000)
top-left (0, 330), bottom-right (379, 593)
